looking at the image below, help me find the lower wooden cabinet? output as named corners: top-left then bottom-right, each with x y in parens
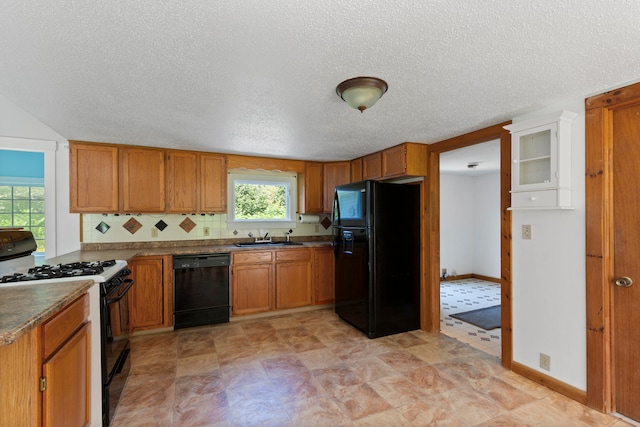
top-left (276, 249), bottom-right (312, 309)
top-left (128, 256), bottom-right (173, 331)
top-left (313, 247), bottom-right (335, 304)
top-left (231, 247), bottom-right (332, 316)
top-left (42, 322), bottom-right (90, 427)
top-left (232, 251), bottom-right (274, 315)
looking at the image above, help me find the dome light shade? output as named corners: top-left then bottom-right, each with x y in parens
top-left (336, 77), bottom-right (388, 112)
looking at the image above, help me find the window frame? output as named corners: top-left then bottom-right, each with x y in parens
top-left (227, 170), bottom-right (297, 229)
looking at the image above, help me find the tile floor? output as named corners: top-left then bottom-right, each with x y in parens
top-left (112, 308), bottom-right (632, 426)
top-left (440, 279), bottom-right (502, 359)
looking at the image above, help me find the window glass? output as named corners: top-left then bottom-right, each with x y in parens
top-left (227, 170), bottom-right (297, 229)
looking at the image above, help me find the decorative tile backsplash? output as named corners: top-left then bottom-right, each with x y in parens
top-left (82, 213), bottom-right (332, 243)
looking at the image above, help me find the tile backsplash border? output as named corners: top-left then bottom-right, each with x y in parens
top-left (81, 213), bottom-right (332, 245)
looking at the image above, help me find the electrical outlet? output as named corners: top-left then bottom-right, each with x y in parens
top-left (151, 228), bottom-right (158, 238)
top-left (204, 227), bottom-right (210, 236)
top-left (540, 353), bottom-right (551, 371)
top-left (522, 224), bottom-right (532, 240)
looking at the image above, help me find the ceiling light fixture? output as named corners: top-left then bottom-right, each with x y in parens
top-left (336, 76), bottom-right (388, 113)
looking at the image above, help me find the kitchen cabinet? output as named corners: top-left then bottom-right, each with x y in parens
top-left (128, 256), bottom-right (172, 331)
top-left (350, 158), bottom-right (363, 183)
top-left (382, 143), bottom-right (428, 178)
top-left (323, 162), bottom-right (351, 213)
top-left (298, 162), bottom-right (323, 214)
top-left (199, 153), bottom-right (227, 213)
top-left (232, 251), bottom-right (274, 315)
top-left (275, 248), bottom-right (312, 309)
top-left (166, 150), bottom-right (198, 213)
top-left (0, 294), bottom-right (91, 427)
top-left (120, 147), bottom-right (166, 212)
top-left (505, 110), bottom-right (577, 209)
top-left (69, 142), bottom-right (119, 213)
top-left (362, 152), bottom-right (382, 180)
top-left (313, 247), bottom-right (334, 304)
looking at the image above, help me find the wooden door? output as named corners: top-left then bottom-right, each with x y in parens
top-left (120, 147), bottom-right (165, 212)
top-left (611, 105), bottom-right (640, 421)
top-left (323, 162), bottom-right (350, 213)
top-left (200, 153), bottom-right (227, 212)
top-left (166, 150), bottom-right (198, 213)
top-left (276, 262), bottom-right (312, 309)
top-left (362, 152), bottom-right (382, 180)
top-left (313, 247), bottom-right (334, 304)
top-left (232, 264), bottom-right (274, 315)
top-left (42, 323), bottom-right (90, 427)
top-left (129, 257), bottom-right (165, 329)
top-left (69, 142), bottom-right (119, 212)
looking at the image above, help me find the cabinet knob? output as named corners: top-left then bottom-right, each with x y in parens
top-left (530, 196), bottom-right (536, 201)
top-left (513, 160), bottom-right (518, 163)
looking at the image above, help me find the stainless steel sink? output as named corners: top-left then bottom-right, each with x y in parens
top-left (234, 241), bottom-right (303, 247)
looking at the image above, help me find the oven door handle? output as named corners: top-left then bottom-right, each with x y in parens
top-left (105, 279), bottom-right (134, 305)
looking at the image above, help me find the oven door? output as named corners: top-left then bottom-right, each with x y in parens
top-left (103, 277), bottom-right (134, 426)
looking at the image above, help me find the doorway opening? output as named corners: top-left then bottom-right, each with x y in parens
top-left (423, 122), bottom-right (512, 368)
top-left (439, 140), bottom-right (502, 358)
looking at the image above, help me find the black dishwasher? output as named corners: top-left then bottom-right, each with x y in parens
top-left (173, 253), bottom-right (230, 329)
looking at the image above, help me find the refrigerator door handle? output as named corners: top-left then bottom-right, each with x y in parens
top-left (333, 190), bottom-right (341, 226)
top-left (343, 230), bottom-right (354, 254)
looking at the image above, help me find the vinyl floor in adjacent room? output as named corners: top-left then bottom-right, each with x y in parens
top-left (440, 278), bottom-right (502, 359)
top-left (112, 308), bottom-right (631, 427)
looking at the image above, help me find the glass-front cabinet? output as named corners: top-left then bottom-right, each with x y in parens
top-left (505, 110), bottom-right (577, 210)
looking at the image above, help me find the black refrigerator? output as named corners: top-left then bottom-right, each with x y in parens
top-left (333, 180), bottom-right (420, 338)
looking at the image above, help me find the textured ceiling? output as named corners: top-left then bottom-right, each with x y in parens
top-left (1, 1), bottom-right (639, 161)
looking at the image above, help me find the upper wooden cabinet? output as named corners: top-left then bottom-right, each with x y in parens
top-left (69, 142), bottom-right (119, 212)
top-left (298, 162), bottom-right (323, 214)
top-left (323, 161), bottom-right (350, 213)
top-left (166, 151), bottom-right (227, 213)
top-left (120, 147), bottom-right (166, 212)
top-left (166, 150), bottom-right (198, 213)
top-left (362, 152), bottom-right (382, 180)
top-left (382, 143), bottom-right (428, 178)
top-left (350, 158), bottom-right (363, 183)
top-left (199, 153), bottom-right (227, 213)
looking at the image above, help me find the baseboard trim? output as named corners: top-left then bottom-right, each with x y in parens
top-left (472, 274), bottom-right (501, 284)
top-left (511, 361), bottom-right (587, 405)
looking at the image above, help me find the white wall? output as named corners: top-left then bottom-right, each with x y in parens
top-left (440, 172), bottom-right (500, 279)
top-left (472, 173), bottom-right (500, 278)
top-left (0, 95), bottom-right (79, 257)
top-left (440, 174), bottom-right (475, 276)
top-left (511, 98), bottom-right (586, 390)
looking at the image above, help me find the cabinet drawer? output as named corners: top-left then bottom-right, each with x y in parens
top-left (510, 189), bottom-right (571, 210)
top-left (276, 248), bottom-right (311, 263)
top-left (42, 294), bottom-right (89, 359)
top-left (233, 251), bottom-right (273, 264)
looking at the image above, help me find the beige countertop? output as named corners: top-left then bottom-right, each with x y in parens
top-left (0, 279), bottom-right (94, 346)
top-left (1, 239), bottom-right (331, 347)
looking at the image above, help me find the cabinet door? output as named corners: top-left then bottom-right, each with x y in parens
top-left (362, 153), bottom-right (382, 180)
top-left (129, 257), bottom-right (166, 330)
top-left (200, 153), bottom-right (227, 213)
top-left (313, 247), bottom-right (335, 304)
top-left (382, 144), bottom-right (407, 177)
top-left (166, 150), bottom-right (198, 213)
top-left (120, 147), bottom-right (166, 212)
top-left (350, 158), bottom-right (363, 183)
top-left (42, 322), bottom-right (90, 427)
top-left (299, 162), bottom-right (323, 213)
top-left (323, 162), bottom-right (351, 213)
top-left (69, 142), bottom-right (119, 212)
top-left (232, 264), bottom-right (274, 315)
top-left (276, 261), bottom-right (312, 309)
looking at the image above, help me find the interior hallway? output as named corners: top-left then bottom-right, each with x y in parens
top-left (112, 308), bottom-right (630, 426)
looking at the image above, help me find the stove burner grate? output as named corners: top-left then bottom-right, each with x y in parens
top-left (1, 260), bottom-right (118, 283)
